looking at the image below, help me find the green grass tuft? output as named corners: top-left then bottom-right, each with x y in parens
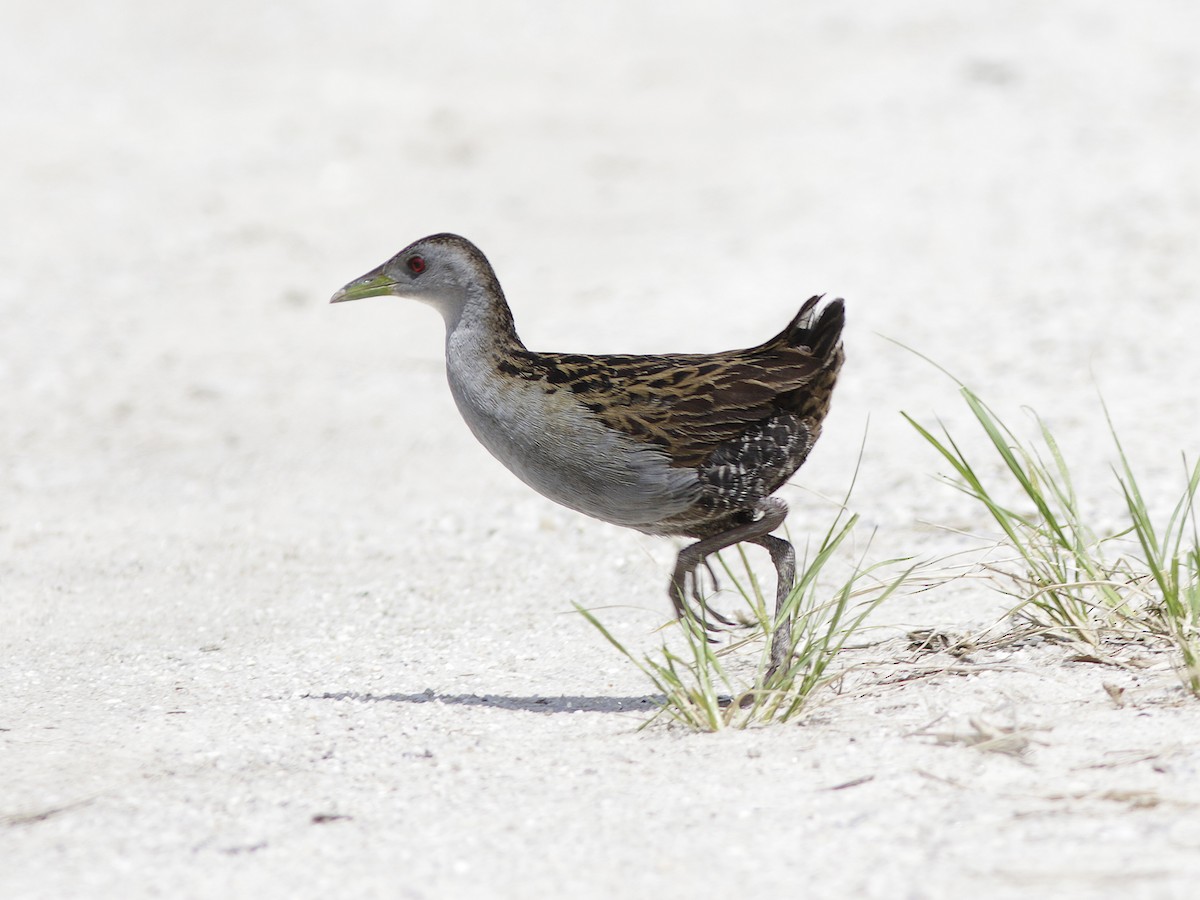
top-left (577, 451), bottom-right (916, 730)
top-left (905, 380), bottom-right (1200, 694)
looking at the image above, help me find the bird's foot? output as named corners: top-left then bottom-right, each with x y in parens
top-left (669, 555), bottom-right (738, 635)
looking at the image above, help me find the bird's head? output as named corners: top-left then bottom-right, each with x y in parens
top-left (330, 233), bottom-right (503, 326)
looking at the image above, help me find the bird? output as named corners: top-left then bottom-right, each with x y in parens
top-left (331, 233), bottom-right (845, 675)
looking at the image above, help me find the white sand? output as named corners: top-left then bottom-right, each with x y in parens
top-left (5, 2), bottom-right (1200, 897)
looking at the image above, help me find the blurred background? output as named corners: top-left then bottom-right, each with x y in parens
top-left (5, 2), bottom-right (1200, 896)
top-left (5, 0), bottom-right (1200, 636)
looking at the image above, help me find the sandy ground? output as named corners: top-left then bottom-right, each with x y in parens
top-left (5, 1), bottom-right (1200, 897)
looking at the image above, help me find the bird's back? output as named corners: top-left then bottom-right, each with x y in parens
top-left (481, 296), bottom-right (845, 537)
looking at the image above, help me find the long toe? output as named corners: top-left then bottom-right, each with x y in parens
top-left (668, 567), bottom-right (737, 633)
top-left (684, 567), bottom-right (738, 629)
top-left (692, 598), bottom-right (738, 630)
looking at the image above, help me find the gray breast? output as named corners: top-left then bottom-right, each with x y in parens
top-left (444, 357), bottom-right (701, 529)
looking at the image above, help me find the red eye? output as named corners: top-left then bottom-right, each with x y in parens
top-left (407, 255), bottom-right (426, 275)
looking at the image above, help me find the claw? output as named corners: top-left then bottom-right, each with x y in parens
top-left (691, 559), bottom-right (736, 627)
top-left (692, 595), bottom-right (737, 628)
top-left (671, 561), bottom-right (737, 632)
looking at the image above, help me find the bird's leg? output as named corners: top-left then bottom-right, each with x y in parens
top-left (750, 532), bottom-right (797, 678)
top-left (668, 498), bottom-right (790, 635)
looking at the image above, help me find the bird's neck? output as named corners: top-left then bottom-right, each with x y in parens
top-left (443, 282), bottom-right (525, 371)
top-left (442, 285), bottom-right (535, 462)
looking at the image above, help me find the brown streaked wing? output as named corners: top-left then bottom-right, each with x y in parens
top-left (531, 346), bottom-right (832, 468)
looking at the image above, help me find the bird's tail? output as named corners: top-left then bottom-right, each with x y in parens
top-left (779, 295), bottom-right (845, 360)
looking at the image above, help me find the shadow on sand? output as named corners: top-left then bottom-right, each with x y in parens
top-left (307, 690), bottom-right (661, 714)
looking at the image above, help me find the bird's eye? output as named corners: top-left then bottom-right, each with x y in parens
top-left (407, 256), bottom-right (427, 275)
